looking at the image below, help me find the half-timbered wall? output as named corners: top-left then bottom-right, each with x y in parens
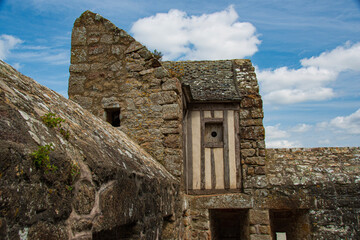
top-left (184, 104), bottom-right (241, 194)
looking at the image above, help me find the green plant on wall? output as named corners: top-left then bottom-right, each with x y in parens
top-left (152, 49), bottom-right (163, 60)
top-left (59, 128), bottom-right (70, 140)
top-left (31, 143), bottom-right (57, 173)
top-left (41, 113), bottom-right (70, 140)
top-left (65, 163), bottom-right (80, 191)
top-left (70, 163), bottom-right (80, 182)
top-left (41, 113), bottom-right (65, 128)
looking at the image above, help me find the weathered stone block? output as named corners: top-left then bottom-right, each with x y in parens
top-left (247, 167), bottom-right (255, 175)
top-left (249, 210), bottom-right (270, 225)
top-left (245, 157), bottom-right (265, 165)
top-left (154, 67), bottom-right (169, 78)
top-left (111, 45), bottom-right (126, 56)
top-left (150, 91), bottom-right (177, 105)
top-left (88, 45), bottom-right (107, 55)
top-left (138, 48), bottom-right (153, 60)
top-left (162, 104), bottom-right (180, 120)
top-left (100, 34), bottom-right (113, 44)
top-left (69, 64), bottom-right (90, 73)
top-left (242, 149), bottom-right (256, 157)
top-left (110, 61), bottom-right (123, 72)
top-left (259, 149), bottom-right (266, 157)
top-left (251, 108), bottom-right (264, 118)
top-left (240, 109), bottom-right (250, 119)
top-left (249, 226), bottom-right (257, 234)
top-left (240, 119), bottom-right (263, 126)
top-left (71, 48), bottom-right (87, 63)
top-left (164, 134), bottom-right (181, 148)
top-left (249, 234), bottom-right (271, 240)
top-left (125, 41), bottom-right (144, 54)
top-left (241, 126), bottom-right (265, 140)
top-left (101, 96), bottom-right (119, 108)
top-left (87, 36), bottom-right (100, 44)
top-left (240, 95), bottom-right (262, 108)
top-left (139, 68), bottom-right (154, 76)
top-left (255, 166), bottom-right (266, 175)
top-left (72, 95), bottom-right (93, 109)
top-left (269, 176), bottom-right (282, 185)
top-left (241, 142), bottom-right (253, 149)
top-left (125, 61), bottom-right (144, 72)
top-left (241, 97), bottom-right (254, 108)
top-left (72, 27), bottom-right (87, 45)
top-left (160, 127), bottom-right (179, 134)
top-left (163, 155), bottom-right (182, 177)
top-left (68, 75), bottom-right (86, 94)
top-left (162, 78), bottom-right (180, 92)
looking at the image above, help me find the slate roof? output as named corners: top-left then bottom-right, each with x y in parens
top-left (163, 59), bottom-right (254, 102)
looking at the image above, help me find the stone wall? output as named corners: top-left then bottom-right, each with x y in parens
top-left (68, 11), bottom-right (183, 179)
top-left (233, 59), bottom-right (266, 190)
top-left (0, 60), bottom-right (183, 240)
top-left (266, 147), bottom-right (360, 239)
top-left (163, 59), bottom-right (266, 192)
top-left (182, 147), bottom-right (360, 239)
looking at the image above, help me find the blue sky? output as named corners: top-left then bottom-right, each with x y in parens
top-left (1, 0), bottom-right (360, 148)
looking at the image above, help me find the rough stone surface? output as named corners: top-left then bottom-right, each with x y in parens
top-left (266, 147), bottom-right (360, 239)
top-left (0, 60), bottom-right (182, 240)
top-left (68, 11), bottom-right (183, 178)
top-left (2, 9), bottom-right (360, 240)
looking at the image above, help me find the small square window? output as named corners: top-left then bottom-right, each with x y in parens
top-left (205, 122), bottom-right (223, 147)
top-left (105, 108), bottom-right (120, 127)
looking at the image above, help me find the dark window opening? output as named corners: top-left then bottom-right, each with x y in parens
top-left (211, 131), bottom-right (218, 137)
top-left (270, 210), bottom-right (310, 240)
top-left (210, 209), bottom-right (249, 240)
top-left (92, 222), bottom-right (138, 240)
top-left (105, 108), bottom-right (120, 127)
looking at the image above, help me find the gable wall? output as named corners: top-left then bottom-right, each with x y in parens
top-left (68, 11), bottom-right (183, 179)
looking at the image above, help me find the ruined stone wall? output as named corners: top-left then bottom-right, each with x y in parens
top-left (266, 147), bottom-right (360, 239)
top-left (68, 11), bottom-right (183, 179)
top-left (182, 147), bottom-right (360, 239)
top-left (0, 60), bottom-right (183, 240)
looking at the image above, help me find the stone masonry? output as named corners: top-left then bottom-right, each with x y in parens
top-left (67, 11), bottom-right (360, 240)
top-left (0, 60), bottom-right (183, 239)
top-left (163, 60), bottom-right (266, 191)
top-left (69, 11), bottom-right (183, 179)
top-left (0, 9), bottom-right (359, 240)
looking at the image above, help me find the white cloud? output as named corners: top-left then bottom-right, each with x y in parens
top-left (318, 139), bottom-right (330, 145)
top-left (12, 63), bottom-right (22, 70)
top-left (0, 34), bottom-right (23, 60)
top-left (290, 123), bottom-right (312, 133)
top-left (265, 124), bottom-right (303, 148)
top-left (0, 34), bottom-right (68, 65)
top-left (266, 140), bottom-right (300, 148)
top-left (10, 48), bottom-right (69, 65)
top-left (131, 6), bottom-right (261, 60)
top-left (257, 42), bottom-right (360, 105)
top-left (263, 88), bottom-right (334, 104)
top-left (301, 41), bottom-right (360, 72)
top-left (265, 124), bottom-right (288, 139)
top-left (321, 108), bottom-right (360, 134)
